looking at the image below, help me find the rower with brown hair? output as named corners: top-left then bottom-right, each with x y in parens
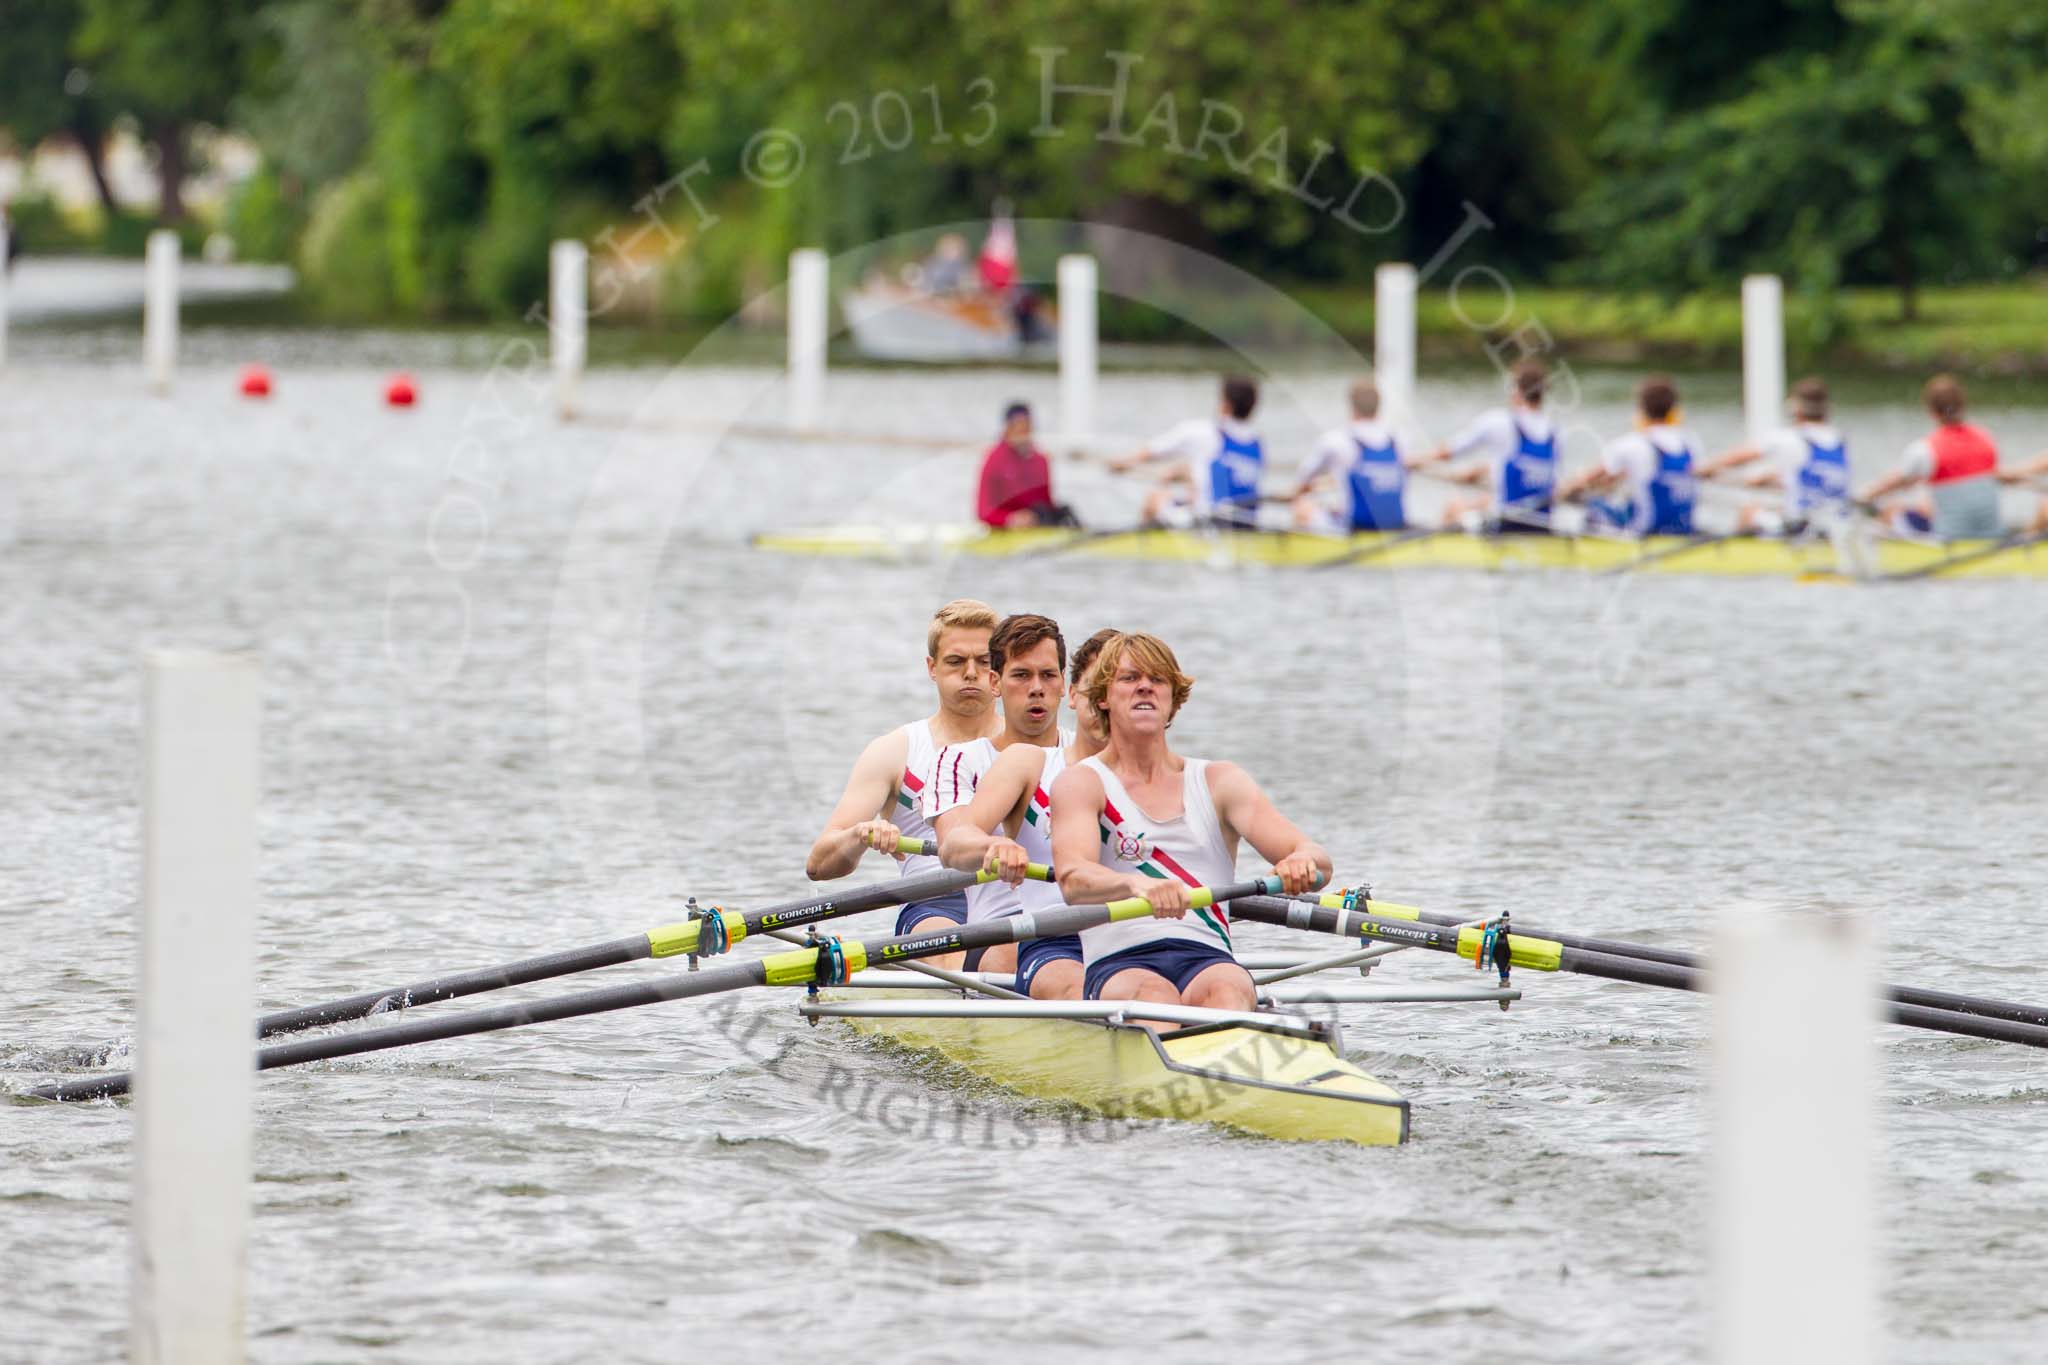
top-left (805, 599), bottom-right (1002, 968)
top-left (1558, 374), bottom-right (1698, 536)
top-left (1697, 376), bottom-right (1851, 537)
top-left (1048, 632), bottom-right (1330, 1017)
top-left (934, 626), bottom-right (1120, 1000)
top-left (1430, 358), bottom-right (1560, 532)
top-left (1861, 374), bottom-right (2003, 540)
top-left (917, 612), bottom-right (1072, 977)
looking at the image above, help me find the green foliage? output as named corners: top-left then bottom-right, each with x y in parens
top-left (16, 0), bottom-right (2040, 325)
top-left (0, 0), bottom-right (97, 148)
top-left (74, 0), bottom-right (269, 129)
top-left (71, 0), bottom-right (275, 219)
top-left (1568, 0), bottom-right (2036, 317)
top-left (226, 162), bottom-right (298, 262)
top-left (3, 189), bottom-right (91, 252)
top-left (370, 67), bottom-right (484, 317)
top-left (297, 170), bottom-right (395, 317)
top-left (232, 0), bottom-right (374, 190)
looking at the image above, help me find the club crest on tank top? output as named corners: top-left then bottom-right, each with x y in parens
top-left (1080, 755), bottom-right (1238, 963)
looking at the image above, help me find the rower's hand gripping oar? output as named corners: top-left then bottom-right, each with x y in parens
top-left (29, 876), bottom-right (1289, 1103)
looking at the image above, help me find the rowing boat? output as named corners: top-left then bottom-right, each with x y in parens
top-left (750, 523), bottom-right (2048, 579)
top-left (803, 962), bottom-right (1520, 1145)
top-left (840, 281), bottom-right (1055, 363)
top-left (807, 984), bottom-right (1409, 1145)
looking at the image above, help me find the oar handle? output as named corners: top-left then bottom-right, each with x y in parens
top-left (895, 836), bottom-right (938, 857)
top-left (1101, 874), bottom-right (1287, 918)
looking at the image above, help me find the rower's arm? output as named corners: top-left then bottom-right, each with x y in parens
top-left (1697, 445), bottom-right (1761, 479)
top-left (805, 730), bottom-right (906, 881)
top-left (1858, 468), bottom-right (1915, 502)
top-left (1556, 464), bottom-right (1617, 502)
top-left (1997, 451), bottom-right (2048, 483)
top-left (1207, 761), bottom-right (1332, 894)
top-left (1050, 766), bottom-right (1145, 902)
top-left (934, 747), bottom-right (1035, 872)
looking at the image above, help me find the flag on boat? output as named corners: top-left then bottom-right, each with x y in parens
top-left (979, 213), bottom-right (1017, 293)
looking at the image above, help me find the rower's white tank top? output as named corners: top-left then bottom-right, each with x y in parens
top-left (892, 720), bottom-right (942, 880)
top-left (927, 734), bottom-right (1071, 922)
top-left (1078, 754), bottom-right (1238, 963)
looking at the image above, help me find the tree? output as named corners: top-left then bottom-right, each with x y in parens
top-left (74, 0), bottom-right (274, 222)
top-left (0, 0), bottom-right (120, 217)
top-left (1567, 0), bottom-right (2005, 319)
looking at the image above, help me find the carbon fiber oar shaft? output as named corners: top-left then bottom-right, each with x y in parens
top-left (30, 877), bottom-right (1280, 1102)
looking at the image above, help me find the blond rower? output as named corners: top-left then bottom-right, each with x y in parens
top-left (1049, 633), bottom-right (1329, 1016)
top-left (805, 599), bottom-right (1002, 968)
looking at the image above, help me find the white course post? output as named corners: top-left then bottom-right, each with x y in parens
top-left (145, 230), bottom-right (180, 394)
top-left (1712, 906), bottom-right (1879, 1365)
top-left (550, 239), bottom-right (588, 420)
top-left (1742, 274), bottom-right (1786, 446)
top-left (787, 248), bottom-right (827, 431)
top-left (0, 221), bottom-right (10, 369)
top-left (1058, 254), bottom-right (1098, 448)
top-left (1374, 262), bottom-right (1418, 441)
top-left (132, 650), bottom-right (261, 1365)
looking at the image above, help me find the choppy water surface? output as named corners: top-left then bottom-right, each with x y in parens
top-left (3, 347), bottom-right (2046, 1364)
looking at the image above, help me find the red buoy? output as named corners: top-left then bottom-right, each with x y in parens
top-left (384, 373), bottom-right (417, 407)
top-left (238, 364), bottom-right (272, 398)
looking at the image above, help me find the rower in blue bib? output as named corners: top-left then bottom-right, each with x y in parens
top-left (1290, 378), bottom-right (1436, 532)
top-left (1697, 376), bottom-right (1851, 537)
top-left (1114, 374), bottom-right (1267, 530)
top-left (1429, 359), bottom-right (1560, 533)
top-left (1558, 375), bottom-right (1698, 536)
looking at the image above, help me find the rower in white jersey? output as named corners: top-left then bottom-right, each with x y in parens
top-left (1558, 374), bottom-right (1699, 537)
top-left (1288, 378), bottom-right (1439, 533)
top-left (919, 613), bottom-right (1071, 975)
top-left (1049, 632), bottom-right (1330, 1018)
top-left (1109, 374), bottom-right (1267, 530)
top-left (1428, 359), bottom-right (1561, 533)
top-left (805, 599), bottom-right (1002, 970)
top-left (935, 626), bottom-right (1118, 1001)
top-left (1696, 375), bottom-right (1852, 537)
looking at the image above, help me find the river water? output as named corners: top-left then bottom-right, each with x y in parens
top-left (3, 330), bottom-right (2047, 1363)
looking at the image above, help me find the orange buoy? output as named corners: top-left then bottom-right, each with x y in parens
top-left (238, 364), bottom-right (272, 398)
top-left (384, 373), bottom-right (417, 407)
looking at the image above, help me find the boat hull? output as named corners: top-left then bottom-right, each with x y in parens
top-left (818, 992), bottom-right (1410, 1146)
top-left (752, 523), bottom-right (2048, 579)
top-left (840, 284), bottom-right (1053, 363)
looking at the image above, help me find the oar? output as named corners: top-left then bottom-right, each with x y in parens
top-left (1878, 528), bottom-right (2048, 583)
top-left (243, 840), bottom-right (1029, 1041)
top-left (30, 877), bottom-right (1287, 1103)
top-left (1280, 892), bottom-right (2048, 1028)
top-left (1232, 895), bottom-right (2048, 1049)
